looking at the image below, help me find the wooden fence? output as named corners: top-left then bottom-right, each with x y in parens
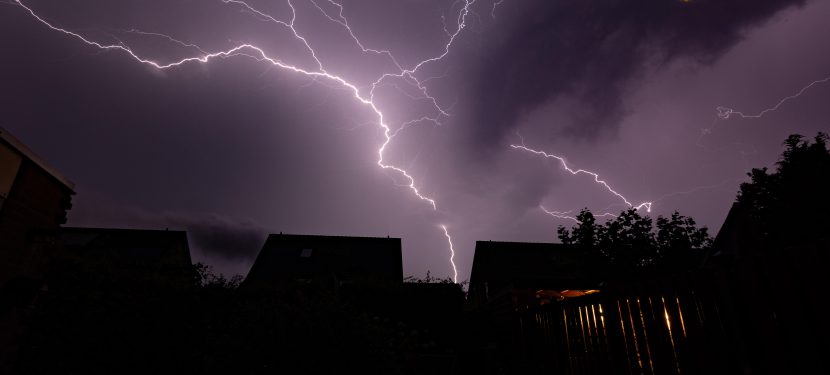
top-left (515, 244), bottom-right (830, 374)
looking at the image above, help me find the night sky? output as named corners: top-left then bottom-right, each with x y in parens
top-left (2, 0), bottom-right (828, 281)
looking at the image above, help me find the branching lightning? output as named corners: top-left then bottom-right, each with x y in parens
top-left (13, 0), bottom-right (475, 281)
top-left (508, 83), bottom-right (781, 224)
top-left (510, 143), bottom-right (652, 221)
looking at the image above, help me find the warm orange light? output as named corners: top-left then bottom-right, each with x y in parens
top-left (534, 289), bottom-right (600, 303)
top-left (559, 289), bottom-right (600, 298)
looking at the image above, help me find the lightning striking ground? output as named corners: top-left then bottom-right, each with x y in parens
top-left (440, 225), bottom-right (458, 283)
top-left (13, 0), bottom-right (473, 281)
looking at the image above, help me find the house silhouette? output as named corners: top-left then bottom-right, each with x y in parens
top-left (243, 233), bottom-right (403, 290)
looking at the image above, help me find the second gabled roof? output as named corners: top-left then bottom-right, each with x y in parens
top-left (470, 240), bottom-right (595, 290)
top-left (245, 233), bottom-right (403, 286)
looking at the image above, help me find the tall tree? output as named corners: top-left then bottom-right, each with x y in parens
top-left (737, 132), bottom-right (830, 250)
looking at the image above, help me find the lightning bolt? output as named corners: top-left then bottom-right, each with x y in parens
top-left (121, 29), bottom-right (209, 55)
top-left (440, 224), bottom-right (458, 283)
top-left (510, 143), bottom-right (653, 221)
top-left (13, 0), bottom-right (477, 281)
top-left (699, 74), bottom-right (830, 154)
top-left (491, 0), bottom-right (505, 19)
top-left (716, 75), bottom-right (830, 120)
top-left (518, 140), bottom-right (738, 225)
top-left (696, 75), bottom-right (829, 196)
top-left (538, 177), bottom-right (736, 224)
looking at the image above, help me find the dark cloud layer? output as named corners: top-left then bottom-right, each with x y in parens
top-left (64, 195), bottom-right (267, 261)
top-left (464, 0), bottom-right (806, 147)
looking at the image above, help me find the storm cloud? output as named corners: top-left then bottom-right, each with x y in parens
top-left (462, 0), bottom-right (806, 147)
top-left (63, 194), bottom-right (267, 261)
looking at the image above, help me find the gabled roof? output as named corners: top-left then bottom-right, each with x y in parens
top-left (60, 227), bottom-right (192, 268)
top-left (0, 127), bottom-right (74, 190)
top-left (470, 240), bottom-right (596, 291)
top-left (244, 233), bottom-right (403, 286)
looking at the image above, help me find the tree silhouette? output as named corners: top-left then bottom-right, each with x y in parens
top-left (558, 208), bottom-right (712, 281)
top-left (656, 212), bottom-right (713, 269)
top-left (737, 132), bottom-right (830, 250)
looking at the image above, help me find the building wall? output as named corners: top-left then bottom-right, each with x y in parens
top-left (0, 141), bottom-right (22, 207)
top-left (0, 141), bottom-right (73, 285)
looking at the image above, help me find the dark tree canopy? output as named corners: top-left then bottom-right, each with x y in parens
top-left (737, 133), bottom-right (830, 249)
top-left (558, 208), bottom-right (712, 280)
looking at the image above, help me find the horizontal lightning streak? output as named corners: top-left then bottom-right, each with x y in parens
top-left (701, 74), bottom-right (830, 156)
top-left (717, 75), bottom-right (830, 119)
top-left (539, 206), bottom-right (617, 223)
top-left (697, 75), bottom-right (829, 201)
top-left (540, 178), bottom-right (736, 223)
top-left (650, 179), bottom-right (738, 205)
top-left (510, 144), bottom-right (652, 214)
top-left (14, 0), bottom-right (476, 281)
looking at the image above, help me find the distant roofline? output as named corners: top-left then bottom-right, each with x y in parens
top-left (62, 226), bottom-right (187, 235)
top-left (0, 127), bottom-right (75, 190)
top-left (267, 233), bottom-right (401, 241)
top-left (475, 240), bottom-right (565, 247)
top-left (61, 226), bottom-right (192, 266)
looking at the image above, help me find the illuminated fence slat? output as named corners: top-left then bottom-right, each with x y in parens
top-left (614, 299), bottom-right (636, 374)
top-left (627, 298), bottom-right (650, 374)
top-left (662, 296), bottom-right (682, 375)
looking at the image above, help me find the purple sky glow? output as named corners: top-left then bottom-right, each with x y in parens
top-left (1, 0), bottom-right (828, 281)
